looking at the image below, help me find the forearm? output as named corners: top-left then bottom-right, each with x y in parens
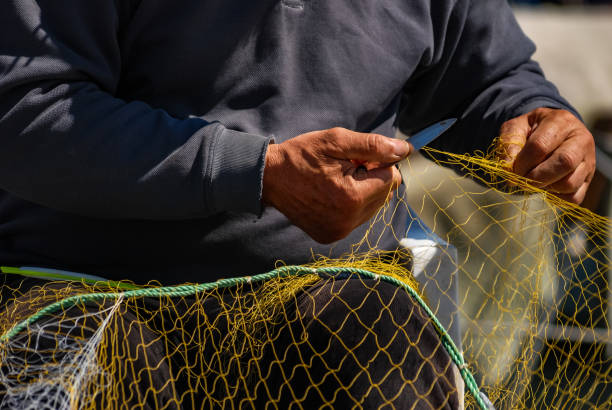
top-left (399, 0), bottom-right (577, 155)
top-left (0, 81), bottom-right (271, 219)
top-left (0, 0), bottom-right (271, 219)
top-left (435, 59), bottom-right (577, 155)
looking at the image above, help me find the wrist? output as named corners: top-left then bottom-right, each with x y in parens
top-left (262, 143), bottom-right (283, 207)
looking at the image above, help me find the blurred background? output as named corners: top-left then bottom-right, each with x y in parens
top-left (512, 1), bottom-right (612, 126)
top-left (401, 2), bottom-right (612, 407)
top-left (513, 3), bottom-right (612, 407)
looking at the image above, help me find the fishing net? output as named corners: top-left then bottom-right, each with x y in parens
top-left (0, 142), bottom-right (610, 409)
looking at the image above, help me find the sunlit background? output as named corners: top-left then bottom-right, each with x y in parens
top-left (400, 2), bottom-right (611, 407)
top-left (514, 4), bottom-right (611, 407)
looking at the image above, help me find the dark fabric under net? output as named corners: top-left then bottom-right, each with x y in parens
top-left (0, 274), bottom-right (460, 409)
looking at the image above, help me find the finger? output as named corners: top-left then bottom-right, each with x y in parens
top-left (357, 161), bottom-right (401, 170)
top-left (353, 163), bottom-right (402, 190)
top-left (361, 167), bottom-right (401, 210)
top-left (351, 164), bottom-right (396, 189)
top-left (513, 115), bottom-right (570, 176)
top-left (542, 160), bottom-right (590, 194)
top-left (555, 181), bottom-right (589, 205)
top-left (330, 128), bottom-right (412, 163)
top-left (391, 165), bottom-right (402, 189)
top-left (358, 195), bottom-right (390, 225)
top-left (379, 169), bottom-right (400, 204)
top-left (497, 115), bottom-right (530, 168)
top-left (524, 136), bottom-right (585, 187)
top-left (357, 178), bottom-right (398, 225)
top-left (349, 165), bottom-right (396, 216)
top-left (345, 166), bottom-right (401, 229)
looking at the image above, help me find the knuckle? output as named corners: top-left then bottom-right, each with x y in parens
top-left (557, 150), bottom-right (579, 170)
top-left (328, 127), bottom-right (346, 140)
top-left (565, 191), bottom-right (582, 205)
top-left (587, 135), bottom-right (596, 150)
top-left (558, 109), bottom-right (575, 122)
top-left (575, 192), bottom-right (586, 204)
top-left (533, 107), bottom-right (551, 117)
top-left (365, 133), bottom-right (384, 152)
top-left (552, 178), bottom-right (574, 193)
top-left (529, 138), bottom-right (550, 158)
top-left (583, 132), bottom-right (596, 153)
top-left (500, 116), bottom-right (523, 131)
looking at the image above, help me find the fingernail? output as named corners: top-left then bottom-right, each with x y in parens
top-left (391, 140), bottom-right (411, 158)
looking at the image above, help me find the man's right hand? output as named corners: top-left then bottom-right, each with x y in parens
top-left (262, 128), bottom-right (412, 244)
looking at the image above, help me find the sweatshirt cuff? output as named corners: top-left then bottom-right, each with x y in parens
top-left (512, 97), bottom-right (582, 122)
top-left (207, 125), bottom-right (273, 215)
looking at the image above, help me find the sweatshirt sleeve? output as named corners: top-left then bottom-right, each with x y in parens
top-left (398, 0), bottom-right (578, 155)
top-left (0, 0), bottom-right (272, 219)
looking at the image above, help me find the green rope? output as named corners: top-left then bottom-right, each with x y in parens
top-left (1, 266), bottom-right (141, 291)
top-left (0, 266), bottom-right (489, 409)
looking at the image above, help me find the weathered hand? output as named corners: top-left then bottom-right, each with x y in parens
top-left (263, 128), bottom-right (412, 243)
top-left (497, 108), bottom-right (596, 204)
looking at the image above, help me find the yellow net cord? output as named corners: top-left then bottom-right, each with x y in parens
top-left (0, 143), bottom-right (609, 409)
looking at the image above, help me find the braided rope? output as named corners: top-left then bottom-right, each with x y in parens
top-left (0, 265), bottom-right (489, 409)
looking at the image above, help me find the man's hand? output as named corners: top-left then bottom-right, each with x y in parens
top-left (263, 128), bottom-right (412, 244)
top-left (497, 108), bottom-right (596, 204)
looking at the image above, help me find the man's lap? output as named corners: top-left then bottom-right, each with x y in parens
top-left (0, 274), bottom-right (460, 409)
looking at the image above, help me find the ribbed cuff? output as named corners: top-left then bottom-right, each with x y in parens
top-left (207, 126), bottom-right (273, 215)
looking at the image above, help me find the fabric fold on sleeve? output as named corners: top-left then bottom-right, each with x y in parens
top-left (0, 0), bottom-right (273, 219)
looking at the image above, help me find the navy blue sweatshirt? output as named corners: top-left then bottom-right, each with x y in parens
top-left (0, 0), bottom-right (572, 284)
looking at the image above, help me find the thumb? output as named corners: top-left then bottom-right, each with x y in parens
top-left (497, 114), bottom-right (530, 170)
top-left (331, 129), bottom-right (412, 163)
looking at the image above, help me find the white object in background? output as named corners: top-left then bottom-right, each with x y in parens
top-left (398, 238), bottom-right (442, 278)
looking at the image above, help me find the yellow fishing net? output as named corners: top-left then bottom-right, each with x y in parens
top-left (0, 142), bottom-right (609, 409)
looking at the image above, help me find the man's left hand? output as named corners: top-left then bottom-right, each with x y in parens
top-left (497, 107), bottom-right (596, 204)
